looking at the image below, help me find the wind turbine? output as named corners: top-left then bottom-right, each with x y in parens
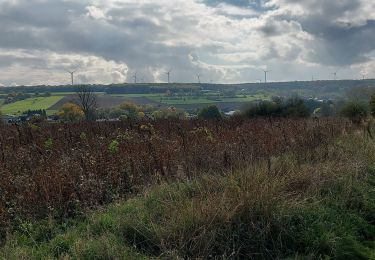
top-left (132, 71), bottom-right (138, 84)
top-left (332, 69), bottom-right (339, 80)
top-left (66, 70), bottom-right (77, 85)
top-left (361, 73), bottom-right (366, 80)
top-left (166, 69), bottom-right (172, 83)
top-left (196, 73), bottom-right (201, 84)
top-left (263, 70), bottom-right (270, 83)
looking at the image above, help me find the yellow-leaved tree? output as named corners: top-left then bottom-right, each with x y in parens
top-left (58, 103), bottom-right (85, 122)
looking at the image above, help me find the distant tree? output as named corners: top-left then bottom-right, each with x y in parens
top-left (316, 103), bottom-right (335, 117)
top-left (370, 95), bottom-right (375, 117)
top-left (245, 101), bottom-right (282, 118)
top-left (119, 102), bottom-right (139, 118)
top-left (244, 96), bottom-right (310, 118)
top-left (282, 97), bottom-right (310, 118)
top-left (347, 86), bottom-right (375, 102)
top-left (198, 105), bottom-right (222, 120)
top-left (58, 103), bottom-right (84, 122)
top-left (23, 109), bottom-right (47, 118)
top-left (75, 85), bottom-right (98, 121)
top-left (152, 107), bottom-right (187, 120)
top-left (4, 92), bottom-right (31, 104)
top-left (340, 101), bottom-right (368, 123)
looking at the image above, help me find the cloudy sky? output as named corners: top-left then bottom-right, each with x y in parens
top-left (0, 0), bottom-right (374, 86)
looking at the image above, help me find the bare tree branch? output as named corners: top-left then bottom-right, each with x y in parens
top-left (75, 85), bottom-right (98, 121)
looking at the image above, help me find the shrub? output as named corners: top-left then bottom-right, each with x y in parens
top-left (283, 97), bottom-right (310, 118)
top-left (198, 105), bottom-right (222, 120)
top-left (245, 100), bottom-right (282, 118)
top-left (108, 140), bottom-right (120, 154)
top-left (152, 107), bottom-right (187, 120)
top-left (44, 138), bottom-right (53, 150)
top-left (244, 97), bottom-right (310, 118)
top-left (58, 103), bottom-right (84, 122)
top-left (340, 101), bottom-right (368, 123)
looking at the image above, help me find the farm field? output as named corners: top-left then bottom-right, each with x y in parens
top-left (0, 118), bottom-right (374, 258)
top-left (0, 96), bottom-right (64, 115)
top-left (0, 92), bottom-right (270, 115)
top-left (149, 94), bottom-right (269, 105)
top-left (110, 93), bottom-right (161, 98)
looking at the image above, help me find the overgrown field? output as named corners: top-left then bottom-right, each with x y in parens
top-left (1, 120), bottom-right (375, 259)
top-left (0, 119), bottom-right (348, 238)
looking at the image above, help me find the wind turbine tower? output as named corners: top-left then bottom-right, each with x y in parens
top-left (166, 69), bottom-right (172, 84)
top-left (332, 71), bottom-right (339, 80)
top-left (263, 70), bottom-right (269, 83)
top-left (132, 71), bottom-right (138, 84)
top-left (67, 70), bottom-right (76, 85)
top-left (196, 73), bottom-right (201, 84)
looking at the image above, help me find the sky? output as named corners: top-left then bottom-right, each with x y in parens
top-left (0, 0), bottom-right (374, 86)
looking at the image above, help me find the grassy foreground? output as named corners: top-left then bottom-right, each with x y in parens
top-left (1, 134), bottom-right (375, 259)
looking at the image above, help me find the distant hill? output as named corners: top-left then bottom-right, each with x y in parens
top-left (1, 79), bottom-right (374, 100)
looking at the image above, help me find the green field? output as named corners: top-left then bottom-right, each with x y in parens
top-left (0, 96), bottom-right (63, 115)
top-left (0, 92), bottom-right (269, 115)
top-left (149, 94), bottom-right (269, 105)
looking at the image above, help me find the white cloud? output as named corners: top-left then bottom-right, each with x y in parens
top-left (0, 0), bottom-right (373, 85)
top-left (85, 5), bottom-right (108, 20)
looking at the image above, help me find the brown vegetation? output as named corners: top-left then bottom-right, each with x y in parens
top-left (0, 118), bottom-right (351, 241)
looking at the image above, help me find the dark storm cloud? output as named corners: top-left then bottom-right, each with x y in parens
top-left (268, 0), bottom-right (375, 66)
top-left (305, 20), bottom-right (375, 66)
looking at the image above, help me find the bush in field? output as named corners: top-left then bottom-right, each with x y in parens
top-left (198, 105), bottom-right (222, 119)
top-left (340, 101), bottom-right (368, 123)
top-left (283, 96), bottom-right (310, 118)
top-left (97, 103), bottom-right (154, 120)
top-left (119, 102), bottom-right (140, 119)
top-left (152, 107), bottom-right (187, 119)
top-left (44, 138), bottom-right (53, 150)
top-left (28, 115), bottom-right (46, 124)
top-left (108, 140), bottom-right (119, 154)
top-left (58, 103), bottom-right (84, 122)
top-left (245, 100), bottom-right (282, 118)
top-left (244, 97), bottom-right (310, 118)
top-left (314, 102), bottom-right (335, 117)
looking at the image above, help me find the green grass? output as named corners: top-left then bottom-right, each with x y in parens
top-left (148, 94), bottom-right (269, 105)
top-left (1, 134), bottom-right (375, 258)
top-left (110, 93), bottom-right (269, 105)
top-left (0, 96), bottom-right (63, 115)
